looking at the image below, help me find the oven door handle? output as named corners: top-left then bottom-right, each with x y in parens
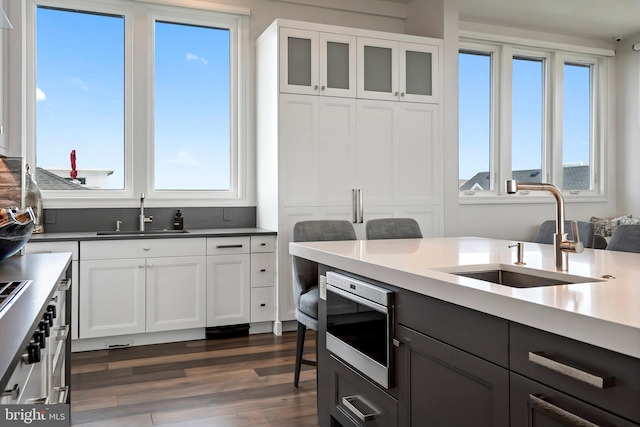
top-left (327, 284), bottom-right (388, 314)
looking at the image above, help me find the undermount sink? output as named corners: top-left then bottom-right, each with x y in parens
top-left (439, 265), bottom-right (601, 289)
top-left (96, 229), bottom-right (190, 236)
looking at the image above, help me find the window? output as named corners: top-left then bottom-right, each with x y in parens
top-left (563, 62), bottom-right (593, 191)
top-left (36, 7), bottom-right (125, 190)
top-left (154, 21), bottom-right (230, 191)
top-left (511, 55), bottom-right (544, 181)
top-left (459, 51), bottom-right (492, 192)
top-left (28, 0), bottom-right (245, 205)
top-left (459, 39), bottom-right (606, 200)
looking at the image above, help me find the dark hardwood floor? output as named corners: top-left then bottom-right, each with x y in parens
top-left (70, 331), bottom-right (318, 426)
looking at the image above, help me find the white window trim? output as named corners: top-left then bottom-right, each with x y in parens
top-left (459, 35), bottom-right (610, 205)
top-left (25, 0), bottom-right (249, 209)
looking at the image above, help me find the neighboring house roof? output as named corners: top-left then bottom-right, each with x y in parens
top-left (36, 167), bottom-right (89, 191)
top-left (460, 165), bottom-right (590, 191)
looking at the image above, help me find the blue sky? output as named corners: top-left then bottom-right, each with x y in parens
top-left (36, 6), bottom-right (230, 190)
top-left (458, 52), bottom-right (591, 182)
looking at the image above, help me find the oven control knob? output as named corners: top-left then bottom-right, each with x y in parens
top-left (22, 342), bottom-right (41, 365)
top-left (43, 311), bottom-right (53, 323)
top-left (47, 304), bottom-right (57, 319)
top-left (39, 319), bottom-right (50, 337)
top-left (33, 330), bottom-right (46, 349)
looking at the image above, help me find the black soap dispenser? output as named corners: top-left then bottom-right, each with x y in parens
top-left (174, 209), bottom-right (184, 230)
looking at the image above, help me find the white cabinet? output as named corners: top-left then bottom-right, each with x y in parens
top-left (79, 258), bottom-right (146, 338)
top-left (206, 236), bottom-right (276, 327)
top-left (257, 19), bottom-right (444, 328)
top-left (357, 38), bottom-right (439, 103)
top-left (79, 239), bottom-right (206, 339)
top-left (279, 27), bottom-right (356, 97)
top-left (206, 237), bottom-right (250, 326)
top-left (250, 236), bottom-right (276, 323)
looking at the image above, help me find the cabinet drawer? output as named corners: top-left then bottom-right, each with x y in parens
top-left (330, 355), bottom-right (397, 427)
top-left (250, 287), bottom-right (274, 322)
top-left (81, 238), bottom-right (206, 260)
top-left (250, 235), bottom-right (275, 253)
top-left (250, 253), bottom-right (274, 287)
top-left (511, 372), bottom-right (639, 427)
top-left (207, 237), bottom-right (250, 255)
top-left (510, 322), bottom-right (640, 424)
top-left (26, 241), bottom-right (79, 260)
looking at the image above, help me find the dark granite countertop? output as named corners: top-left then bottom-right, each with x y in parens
top-left (27, 227), bottom-right (276, 243)
top-left (0, 253), bottom-right (72, 391)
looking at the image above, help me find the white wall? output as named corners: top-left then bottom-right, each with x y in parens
top-left (616, 33), bottom-right (640, 217)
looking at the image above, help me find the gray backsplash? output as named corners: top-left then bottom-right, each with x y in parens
top-left (42, 207), bottom-right (257, 233)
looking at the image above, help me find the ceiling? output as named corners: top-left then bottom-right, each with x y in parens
top-left (386, 0), bottom-right (640, 41)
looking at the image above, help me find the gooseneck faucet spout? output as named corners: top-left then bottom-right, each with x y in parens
top-left (505, 180), bottom-right (583, 271)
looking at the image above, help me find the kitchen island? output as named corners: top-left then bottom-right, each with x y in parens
top-left (290, 237), bottom-right (640, 427)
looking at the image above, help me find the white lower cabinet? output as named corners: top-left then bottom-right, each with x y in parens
top-left (146, 256), bottom-right (206, 333)
top-left (79, 238), bottom-right (206, 339)
top-left (206, 252), bottom-right (250, 326)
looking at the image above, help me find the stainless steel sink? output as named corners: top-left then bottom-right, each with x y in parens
top-left (96, 229), bottom-right (190, 236)
top-left (440, 265), bottom-right (601, 288)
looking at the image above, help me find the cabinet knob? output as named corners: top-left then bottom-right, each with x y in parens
top-left (139, 265), bottom-right (145, 269)
top-left (321, 85), bottom-right (326, 91)
top-left (260, 303), bottom-right (266, 307)
top-left (143, 248), bottom-right (150, 251)
top-left (314, 85), bottom-right (319, 90)
top-left (394, 91), bottom-right (399, 96)
top-left (260, 269), bottom-right (266, 272)
top-left (393, 338), bottom-right (401, 347)
top-left (400, 92), bottom-right (405, 97)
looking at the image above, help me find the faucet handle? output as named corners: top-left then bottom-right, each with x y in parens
top-left (569, 221), bottom-right (584, 253)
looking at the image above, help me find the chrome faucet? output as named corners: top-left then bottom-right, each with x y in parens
top-left (505, 180), bottom-right (583, 271)
top-left (139, 193), bottom-right (153, 231)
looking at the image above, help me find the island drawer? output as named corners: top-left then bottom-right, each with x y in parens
top-left (396, 289), bottom-right (509, 368)
top-left (329, 355), bottom-right (397, 427)
top-left (510, 322), bottom-right (640, 424)
top-left (250, 235), bottom-right (275, 253)
top-left (511, 372), bottom-right (639, 427)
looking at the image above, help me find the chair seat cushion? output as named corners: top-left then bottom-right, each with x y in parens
top-left (298, 286), bottom-right (319, 319)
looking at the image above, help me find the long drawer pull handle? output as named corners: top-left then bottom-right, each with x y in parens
top-left (55, 386), bottom-right (69, 404)
top-left (342, 395), bottom-right (378, 422)
top-left (59, 278), bottom-right (72, 292)
top-left (528, 351), bottom-right (615, 389)
top-left (54, 325), bottom-right (69, 341)
top-left (529, 394), bottom-right (604, 427)
top-left (216, 244), bottom-right (243, 249)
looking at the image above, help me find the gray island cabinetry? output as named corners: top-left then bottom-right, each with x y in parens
top-left (292, 237), bottom-right (640, 427)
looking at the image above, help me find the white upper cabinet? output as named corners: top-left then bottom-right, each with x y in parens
top-left (279, 27), bottom-right (356, 97)
top-left (357, 38), bottom-right (439, 103)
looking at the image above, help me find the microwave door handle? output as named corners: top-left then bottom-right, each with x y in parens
top-left (326, 284), bottom-right (388, 314)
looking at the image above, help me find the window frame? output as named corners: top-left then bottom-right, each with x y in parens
top-left (25, 0), bottom-right (248, 208)
top-left (458, 36), bottom-right (610, 204)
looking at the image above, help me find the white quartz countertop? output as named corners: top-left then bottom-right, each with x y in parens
top-left (289, 237), bottom-right (640, 359)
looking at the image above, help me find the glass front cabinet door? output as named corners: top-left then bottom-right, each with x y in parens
top-left (357, 37), bottom-right (439, 103)
top-left (279, 27), bottom-right (356, 97)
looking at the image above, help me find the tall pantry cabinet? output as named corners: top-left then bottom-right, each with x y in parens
top-left (256, 19), bottom-right (444, 332)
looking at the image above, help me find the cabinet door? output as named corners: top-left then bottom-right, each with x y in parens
top-left (510, 373), bottom-right (639, 427)
top-left (396, 325), bottom-right (509, 427)
top-left (79, 258), bottom-right (146, 338)
top-left (280, 94), bottom-right (320, 206)
top-left (399, 42), bottom-right (439, 103)
top-left (279, 28), bottom-right (319, 95)
top-left (319, 32), bottom-right (356, 97)
top-left (357, 100), bottom-right (441, 208)
top-left (206, 253), bottom-right (250, 326)
top-left (318, 96), bottom-right (358, 207)
top-left (146, 256), bottom-right (206, 332)
top-left (357, 37), bottom-right (399, 101)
